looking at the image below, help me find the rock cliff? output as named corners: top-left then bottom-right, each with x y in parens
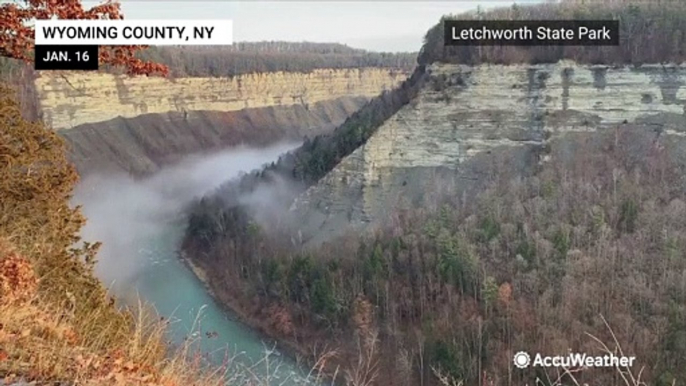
top-left (34, 68), bottom-right (406, 175)
top-left (291, 62), bottom-right (686, 244)
top-left (36, 68), bottom-right (406, 130)
top-left (60, 97), bottom-right (370, 175)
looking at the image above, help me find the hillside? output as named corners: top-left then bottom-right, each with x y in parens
top-left (0, 83), bottom-right (225, 385)
top-left (289, 62), bottom-right (686, 245)
top-left (181, 1), bottom-right (686, 385)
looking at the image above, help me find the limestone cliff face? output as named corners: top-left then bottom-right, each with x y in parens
top-left (36, 68), bottom-right (407, 130)
top-left (292, 62), bottom-right (686, 244)
top-left (61, 96), bottom-right (369, 175)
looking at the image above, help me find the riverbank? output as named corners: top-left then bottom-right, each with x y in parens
top-left (179, 251), bottom-right (344, 383)
top-left (70, 141), bottom-right (318, 385)
top-left (0, 83), bottom-right (225, 386)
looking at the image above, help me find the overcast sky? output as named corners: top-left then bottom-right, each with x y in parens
top-left (105, 1), bottom-right (543, 52)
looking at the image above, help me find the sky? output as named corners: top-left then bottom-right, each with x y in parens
top-left (104, 1), bottom-right (544, 52)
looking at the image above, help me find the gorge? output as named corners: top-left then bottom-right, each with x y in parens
top-left (179, 2), bottom-right (686, 384)
top-left (8, 1), bottom-right (686, 385)
top-left (72, 142), bottom-right (312, 384)
top-left (24, 47), bottom-right (411, 384)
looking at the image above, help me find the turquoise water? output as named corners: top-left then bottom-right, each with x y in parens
top-left (73, 144), bottom-right (322, 385)
top-left (126, 223), bottom-right (316, 385)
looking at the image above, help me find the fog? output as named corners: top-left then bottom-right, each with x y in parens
top-left (72, 142), bottom-right (299, 294)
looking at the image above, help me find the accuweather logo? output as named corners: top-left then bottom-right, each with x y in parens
top-left (513, 352), bottom-right (531, 369)
top-left (513, 351), bottom-right (636, 369)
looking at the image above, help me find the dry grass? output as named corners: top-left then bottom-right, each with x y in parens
top-left (0, 82), bottom-right (230, 385)
top-left (0, 239), bottom-right (228, 386)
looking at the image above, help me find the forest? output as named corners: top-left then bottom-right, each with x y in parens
top-left (135, 42), bottom-right (416, 78)
top-left (184, 124), bottom-right (686, 386)
top-left (419, 0), bottom-right (686, 66)
top-left (181, 1), bottom-right (686, 385)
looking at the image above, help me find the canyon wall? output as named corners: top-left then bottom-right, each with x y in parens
top-left (36, 68), bottom-right (407, 130)
top-left (34, 68), bottom-right (406, 175)
top-left (291, 62), bottom-right (686, 244)
top-left (61, 97), bottom-right (369, 175)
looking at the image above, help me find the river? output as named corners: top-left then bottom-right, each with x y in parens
top-left (72, 143), bottom-right (318, 385)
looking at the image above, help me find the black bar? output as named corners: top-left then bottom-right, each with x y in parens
top-left (34, 45), bottom-right (99, 70)
top-left (444, 20), bottom-right (620, 46)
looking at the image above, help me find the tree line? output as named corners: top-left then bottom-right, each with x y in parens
top-left (135, 43), bottom-right (417, 78)
top-left (194, 41), bottom-right (368, 54)
top-left (183, 63), bottom-right (426, 208)
top-left (419, 0), bottom-right (686, 66)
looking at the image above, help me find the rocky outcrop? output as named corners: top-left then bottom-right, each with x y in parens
top-left (36, 68), bottom-right (407, 130)
top-left (291, 62), bottom-right (686, 244)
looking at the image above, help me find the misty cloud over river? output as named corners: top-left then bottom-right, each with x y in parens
top-left (73, 142), bottom-right (297, 292)
top-left (70, 141), bottom-right (316, 384)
